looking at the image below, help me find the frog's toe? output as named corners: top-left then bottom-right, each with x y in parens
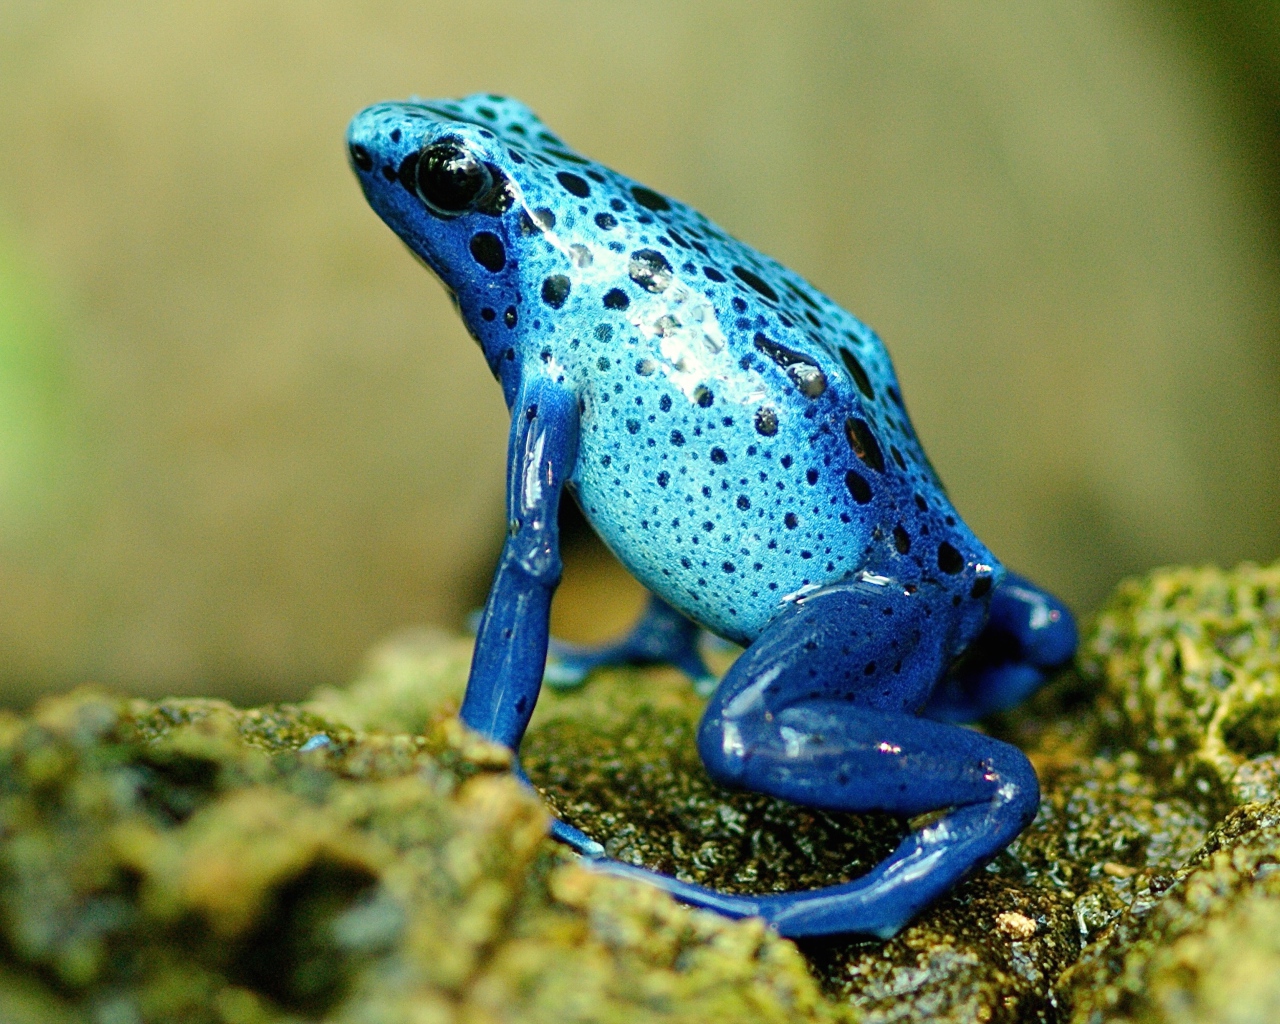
top-left (691, 673), bottom-right (719, 698)
top-left (549, 816), bottom-right (605, 858)
top-left (543, 651), bottom-right (592, 690)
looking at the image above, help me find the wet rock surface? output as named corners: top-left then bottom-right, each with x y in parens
top-left (522, 562), bottom-right (1280, 1023)
top-left (0, 562), bottom-right (1278, 1021)
top-left (523, 667), bottom-right (1095, 1023)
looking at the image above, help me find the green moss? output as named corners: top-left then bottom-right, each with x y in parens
top-left (1060, 801), bottom-right (1280, 1024)
top-left (1013, 561), bottom-right (1280, 1023)
top-left (1082, 561), bottom-right (1280, 802)
top-left (0, 686), bottom-right (846, 1023)
top-left (4, 560), bottom-right (1280, 1020)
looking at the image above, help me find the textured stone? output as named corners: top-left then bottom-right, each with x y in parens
top-left (1082, 561), bottom-right (1280, 803)
top-left (3, 560), bottom-right (1280, 1021)
top-left (0, 684), bottom-right (846, 1023)
top-left (1059, 801), bottom-right (1280, 1024)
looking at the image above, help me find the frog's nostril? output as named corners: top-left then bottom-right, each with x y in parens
top-left (349, 142), bottom-right (373, 173)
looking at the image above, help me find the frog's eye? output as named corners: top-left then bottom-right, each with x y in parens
top-left (415, 139), bottom-right (492, 215)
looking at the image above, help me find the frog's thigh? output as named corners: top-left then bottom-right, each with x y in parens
top-left (691, 583), bottom-right (1040, 935)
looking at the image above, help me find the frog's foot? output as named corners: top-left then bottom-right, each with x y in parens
top-left (509, 757), bottom-right (607, 855)
top-left (544, 593), bottom-right (716, 694)
top-left (556, 693), bottom-right (1039, 937)
top-left (922, 571), bottom-right (1077, 723)
top-left (582, 747), bottom-right (1034, 939)
top-left (549, 816), bottom-right (606, 858)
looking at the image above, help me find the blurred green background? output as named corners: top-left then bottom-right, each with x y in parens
top-left (1, 1), bottom-right (1278, 703)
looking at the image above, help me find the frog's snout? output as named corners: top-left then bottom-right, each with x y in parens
top-left (346, 105), bottom-right (396, 180)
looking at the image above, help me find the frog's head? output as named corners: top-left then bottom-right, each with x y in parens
top-left (348, 97), bottom-right (527, 288)
top-left (348, 95), bottom-right (642, 335)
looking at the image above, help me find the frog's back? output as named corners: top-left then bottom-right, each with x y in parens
top-left (560, 220), bottom-right (978, 643)
top-left (356, 95), bottom-right (993, 644)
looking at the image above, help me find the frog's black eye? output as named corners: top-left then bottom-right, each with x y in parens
top-left (414, 139), bottom-right (492, 215)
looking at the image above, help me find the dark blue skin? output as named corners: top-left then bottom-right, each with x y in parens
top-left (347, 93), bottom-right (1078, 939)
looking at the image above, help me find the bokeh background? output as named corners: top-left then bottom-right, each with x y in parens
top-left (1, 1), bottom-right (1278, 703)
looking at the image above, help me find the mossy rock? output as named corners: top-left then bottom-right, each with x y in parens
top-left (0, 689), bottom-right (846, 1023)
top-left (4, 561), bottom-right (1280, 1021)
top-left (1083, 561), bottom-right (1280, 801)
top-left (1059, 801), bottom-right (1280, 1024)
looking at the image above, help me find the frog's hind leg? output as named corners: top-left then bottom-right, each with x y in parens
top-left (922, 571), bottom-right (1077, 724)
top-left (584, 575), bottom-right (1041, 938)
top-left (544, 593), bottom-right (715, 693)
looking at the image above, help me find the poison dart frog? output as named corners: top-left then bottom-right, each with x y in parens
top-left (347, 93), bottom-right (1077, 938)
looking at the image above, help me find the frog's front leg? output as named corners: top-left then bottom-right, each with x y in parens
top-left (544, 593), bottom-right (715, 694)
top-left (459, 375), bottom-right (608, 857)
top-left (589, 572), bottom-right (1041, 938)
top-left (459, 375), bottom-right (579, 750)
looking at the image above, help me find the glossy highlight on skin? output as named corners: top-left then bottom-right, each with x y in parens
top-left (348, 93), bottom-right (1078, 939)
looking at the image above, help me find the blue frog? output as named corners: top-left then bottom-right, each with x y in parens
top-left (347, 94), bottom-right (1077, 939)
